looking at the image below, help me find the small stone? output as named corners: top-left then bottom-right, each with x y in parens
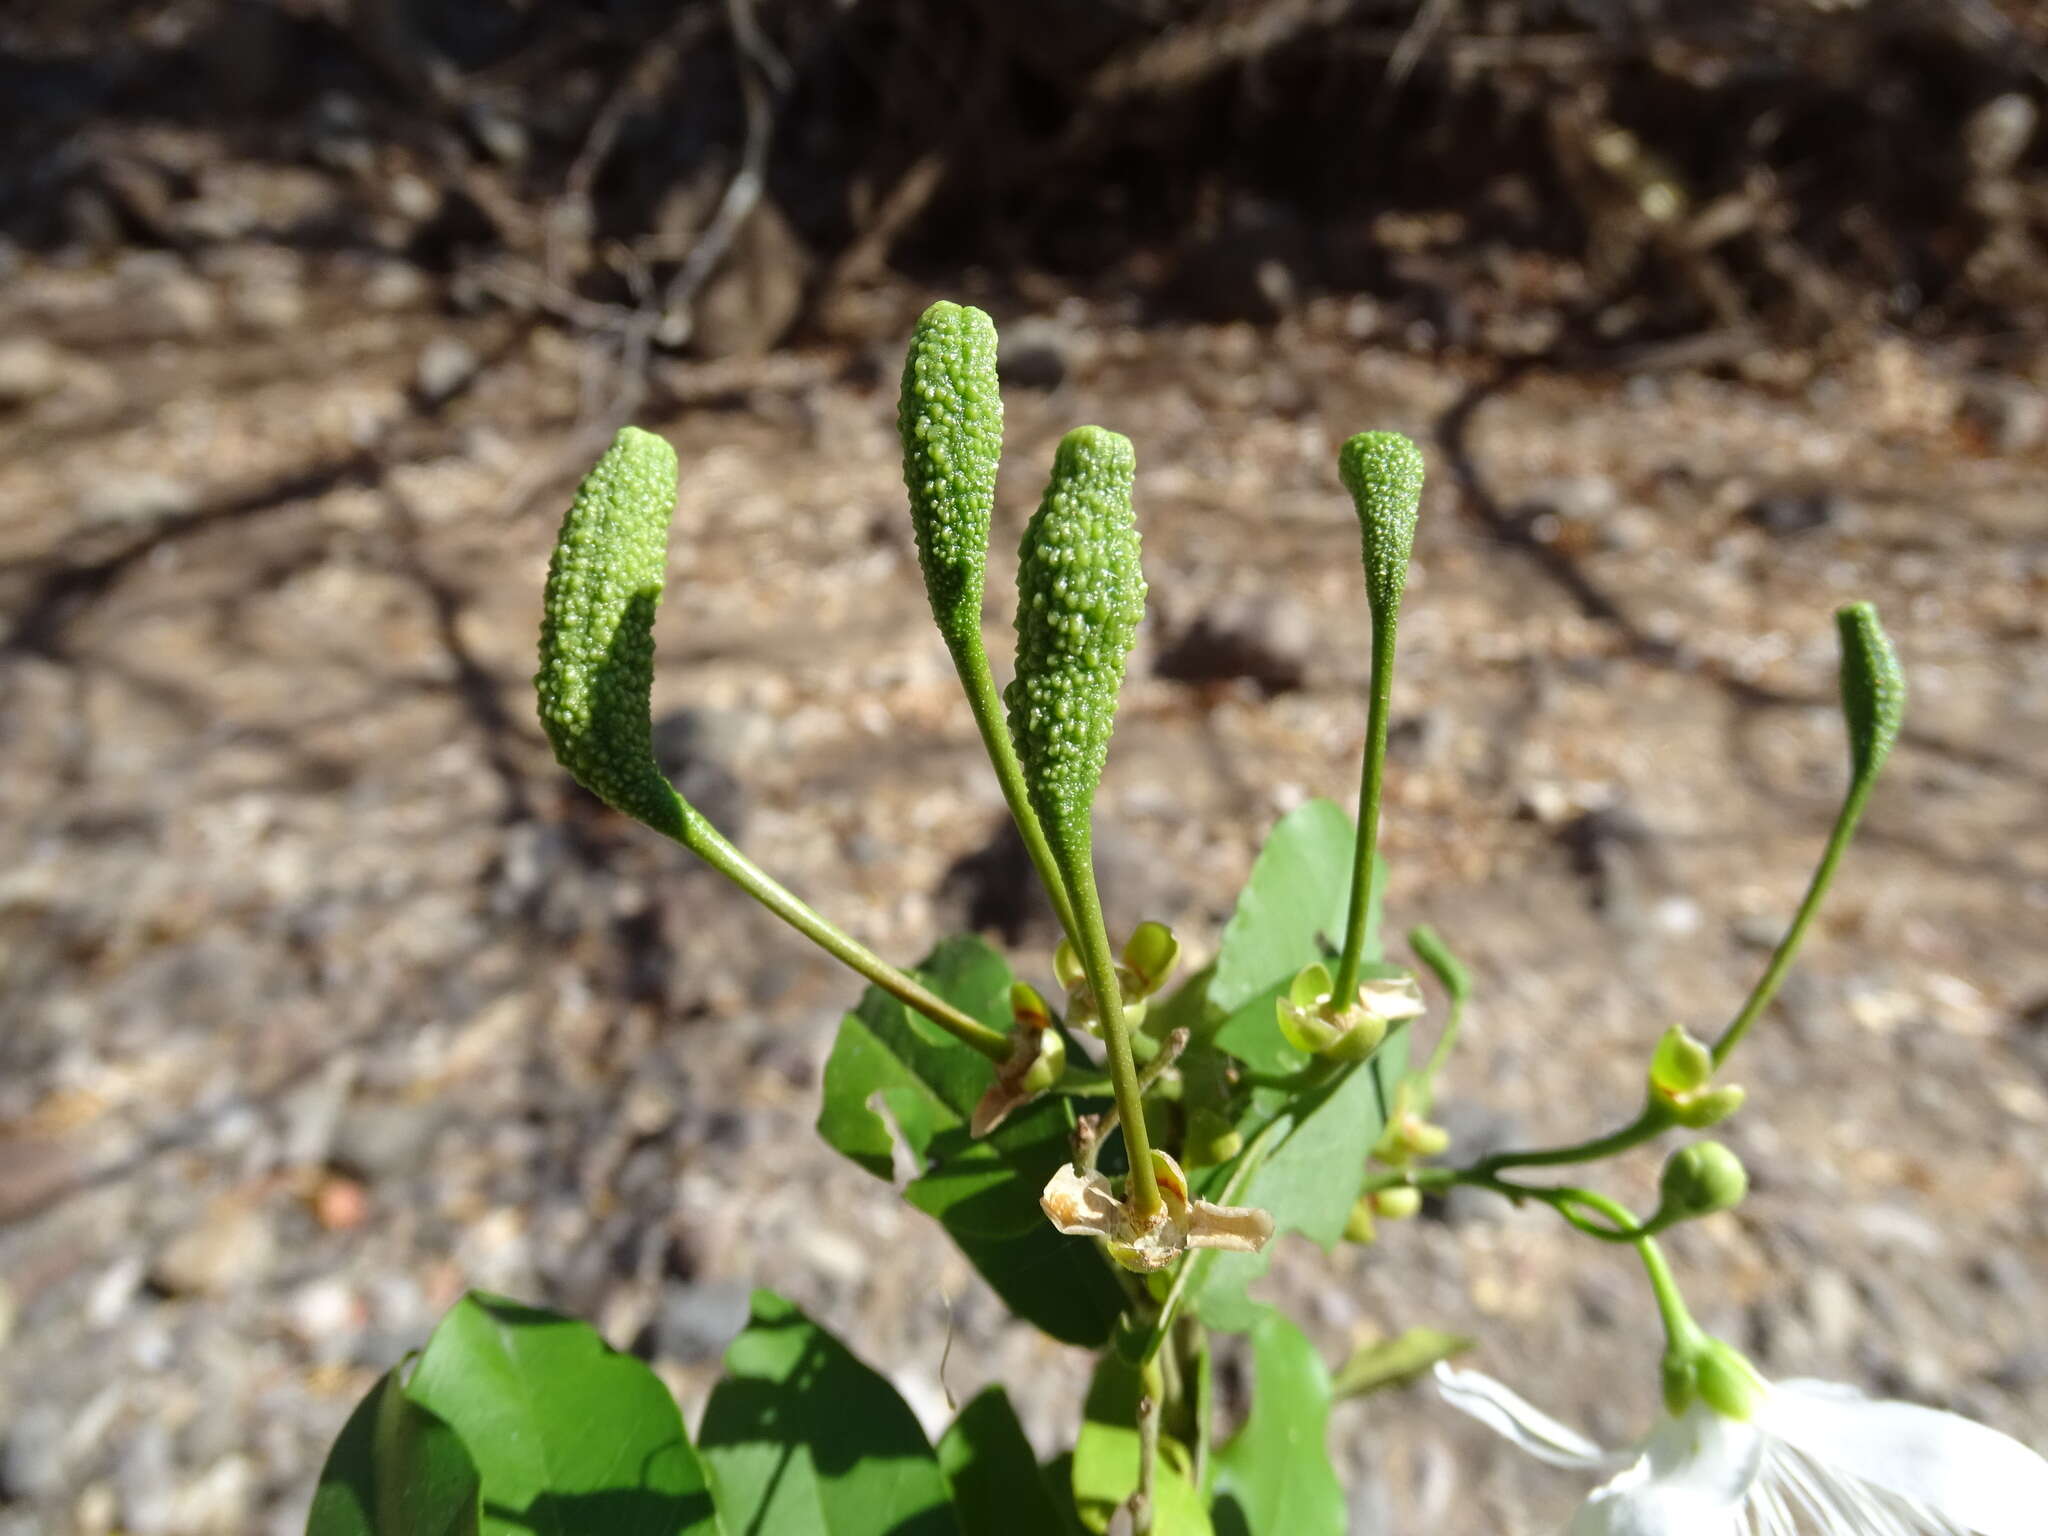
top-left (1733, 913), bottom-right (1782, 951)
top-left (81, 472), bottom-right (199, 526)
top-left (1800, 1267), bottom-right (1862, 1355)
top-left (1743, 486), bottom-right (1837, 537)
top-left (998, 317), bottom-right (1075, 391)
top-left (1959, 375), bottom-right (2048, 455)
top-left (87, 1254), bottom-right (147, 1327)
top-left (415, 336), bottom-right (480, 403)
top-left (285, 1278), bottom-right (364, 1354)
top-left (151, 1201), bottom-right (277, 1297)
top-left (311, 1173), bottom-right (370, 1232)
top-left (465, 102), bottom-right (529, 166)
top-left (0, 338), bottom-right (68, 406)
top-left (1, 1403), bottom-right (66, 1500)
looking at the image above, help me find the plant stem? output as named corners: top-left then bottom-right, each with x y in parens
top-left (947, 638), bottom-right (1081, 949)
top-left (666, 804), bottom-right (1010, 1060)
top-left (1132, 1376), bottom-right (1161, 1536)
top-left (1331, 613), bottom-right (1398, 1010)
top-left (1189, 1321), bottom-right (1214, 1494)
top-left (1066, 848), bottom-right (1161, 1218)
top-left (1712, 775), bottom-right (1875, 1068)
top-left (1470, 1104), bottom-right (1672, 1175)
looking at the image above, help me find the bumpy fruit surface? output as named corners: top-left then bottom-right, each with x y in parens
top-left (898, 301), bottom-right (1003, 655)
top-left (1005, 426), bottom-right (1146, 860)
top-left (535, 426), bottom-right (691, 840)
top-left (1835, 601), bottom-right (1904, 782)
top-left (1338, 430), bottom-right (1425, 617)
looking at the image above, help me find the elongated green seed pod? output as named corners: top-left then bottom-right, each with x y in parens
top-left (1005, 426), bottom-right (1146, 860)
top-left (899, 301), bottom-right (1002, 654)
top-left (1835, 601), bottom-right (1904, 785)
top-left (535, 425), bottom-right (690, 840)
top-left (1338, 431), bottom-right (1426, 617)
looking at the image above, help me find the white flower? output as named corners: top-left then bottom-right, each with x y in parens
top-left (1437, 1361), bottom-right (2048, 1535)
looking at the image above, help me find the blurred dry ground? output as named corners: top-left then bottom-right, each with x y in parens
top-left (1, 263), bottom-right (2045, 1534)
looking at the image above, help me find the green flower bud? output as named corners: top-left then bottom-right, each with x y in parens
top-left (535, 426), bottom-right (692, 839)
top-left (1010, 981), bottom-right (1052, 1033)
top-left (1121, 921), bottom-right (1180, 997)
top-left (1650, 1024), bottom-right (1714, 1096)
top-left (1183, 1107), bottom-right (1243, 1169)
top-left (1657, 1140), bottom-right (1749, 1221)
top-left (1694, 1338), bottom-right (1767, 1422)
top-left (1371, 1186), bottom-right (1422, 1221)
top-left (1338, 431), bottom-right (1425, 618)
top-left (1671, 1083), bottom-right (1746, 1129)
top-left (1020, 1027), bottom-right (1066, 1093)
top-left (1374, 1108), bottom-right (1452, 1165)
top-left (1343, 1197), bottom-right (1379, 1245)
top-left (1648, 1025), bottom-right (1746, 1128)
top-left (899, 301), bottom-right (1002, 656)
top-left (1005, 426), bottom-right (1146, 863)
top-left (1835, 601), bottom-right (1905, 786)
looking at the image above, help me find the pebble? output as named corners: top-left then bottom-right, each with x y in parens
top-left (0, 338), bottom-right (69, 405)
top-left (1, 1403), bottom-right (67, 1500)
top-left (1154, 594), bottom-right (1314, 696)
top-left (415, 336), bottom-right (480, 403)
top-left (80, 472), bottom-right (200, 526)
top-left (151, 1202), bottom-right (278, 1297)
top-left (1743, 486), bottom-right (1838, 537)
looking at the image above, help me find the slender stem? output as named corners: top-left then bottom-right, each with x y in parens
top-left (1332, 613), bottom-right (1398, 1009)
top-left (1078, 1029), bottom-right (1188, 1176)
top-left (947, 637), bottom-right (1081, 949)
top-left (1632, 1230), bottom-right (1699, 1354)
top-left (1189, 1322), bottom-right (1214, 1495)
top-left (1470, 1104), bottom-right (1672, 1176)
top-left (1066, 846), bottom-right (1161, 1218)
top-left (1416, 991), bottom-right (1464, 1114)
top-left (1712, 776), bottom-right (1874, 1068)
top-left (667, 803), bottom-right (1010, 1060)
top-left (1132, 1375), bottom-right (1161, 1536)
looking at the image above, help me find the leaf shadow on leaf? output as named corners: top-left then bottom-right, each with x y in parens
top-left (452, 1296), bottom-right (714, 1536)
top-left (1210, 1495), bottom-right (1252, 1536)
top-left (698, 1307), bottom-right (957, 1536)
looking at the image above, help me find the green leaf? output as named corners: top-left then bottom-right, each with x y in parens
top-left (697, 1291), bottom-right (959, 1536)
top-left (405, 1293), bottom-right (720, 1536)
top-left (1208, 1311), bottom-right (1344, 1536)
top-left (1330, 1328), bottom-right (1475, 1399)
top-left (817, 936), bottom-right (1121, 1347)
top-left (937, 1388), bottom-right (1064, 1536)
top-left (1209, 800), bottom-right (1378, 1022)
top-left (1189, 1030), bottom-right (1408, 1333)
top-left (903, 1096), bottom-right (1124, 1346)
top-left (1038, 1454), bottom-right (1091, 1536)
top-left (816, 935), bottom-right (1011, 1180)
top-left (307, 1368), bottom-right (481, 1536)
top-left (1070, 1356), bottom-right (1213, 1536)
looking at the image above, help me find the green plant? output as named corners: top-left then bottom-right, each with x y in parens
top-left (308, 302), bottom-right (2048, 1536)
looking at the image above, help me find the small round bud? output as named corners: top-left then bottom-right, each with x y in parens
top-left (1694, 1339), bottom-right (1767, 1422)
top-left (1338, 431), bottom-right (1426, 618)
top-left (1835, 601), bottom-right (1905, 786)
top-left (1121, 921), bottom-right (1180, 998)
top-left (1657, 1140), bottom-right (1748, 1221)
top-left (1343, 1198), bottom-right (1379, 1245)
top-left (1184, 1107), bottom-right (1243, 1169)
top-left (1020, 1028), bottom-right (1067, 1093)
top-left (1649, 1024), bottom-right (1714, 1097)
top-left (1371, 1186), bottom-right (1422, 1221)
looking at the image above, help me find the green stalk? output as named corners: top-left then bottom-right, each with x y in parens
top-left (665, 804), bottom-right (1010, 1061)
top-left (1713, 601), bottom-right (1903, 1068)
top-left (1068, 852), bottom-right (1161, 1217)
top-left (1711, 776), bottom-right (1871, 1068)
top-left (949, 641), bottom-right (1081, 947)
top-left (1332, 615), bottom-right (1397, 1008)
top-left (1331, 432), bottom-right (1425, 1012)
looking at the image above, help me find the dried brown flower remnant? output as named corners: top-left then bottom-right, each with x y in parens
top-left (1041, 1150), bottom-right (1273, 1273)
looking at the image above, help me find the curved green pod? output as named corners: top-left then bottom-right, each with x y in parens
top-left (1338, 430), bottom-right (1425, 618)
top-left (1004, 425), bottom-right (1146, 861)
top-left (898, 300), bottom-right (1003, 655)
top-left (535, 425), bottom-right (690, 840)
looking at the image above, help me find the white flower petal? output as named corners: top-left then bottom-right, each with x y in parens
top-left (1434, 1363), bottom-right (1621, 1472)
top-left (1760, 1380), bottom-right (2048, 1536)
